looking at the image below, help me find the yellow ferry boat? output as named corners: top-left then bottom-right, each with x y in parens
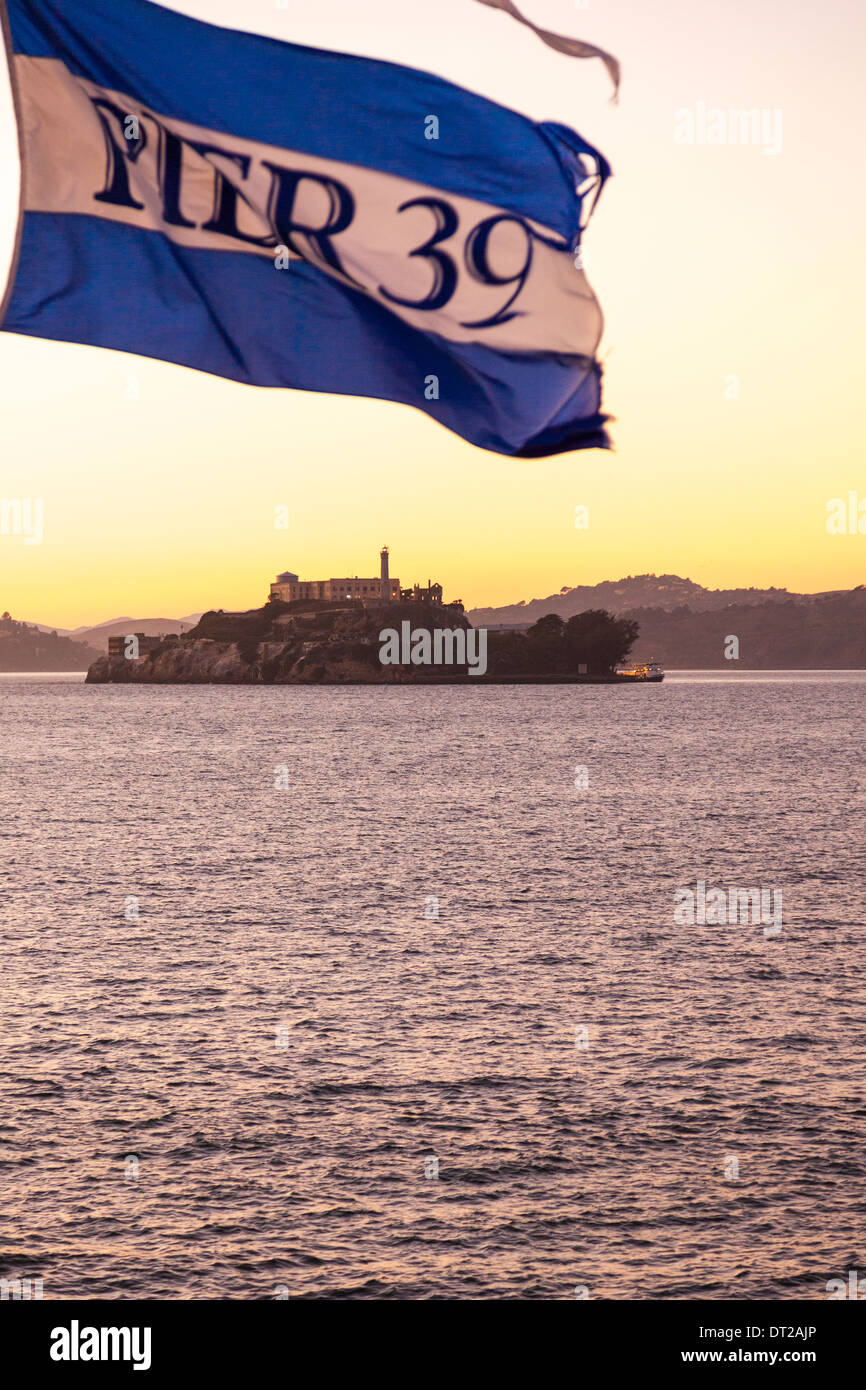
top-left (616, 661), bottom-right (665, 682)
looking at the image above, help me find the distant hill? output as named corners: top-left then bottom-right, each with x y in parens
top-left (69, 616), bottom-right (200, 650)
top-left (0, 615), bottom-right (101, 671)
top-left (26, 621), bottom-right (74, 636)
top-left (65, 617), bottom-right (134, 635)
top-left (467, 576), bottom-right (866, 668)
top-left (625, 588), bottom-right (866, 668)
top-left (467, 574), bottom-right (844, 628)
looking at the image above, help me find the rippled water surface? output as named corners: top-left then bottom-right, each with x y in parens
top-left (1, 672), bottom-right (864, 1299)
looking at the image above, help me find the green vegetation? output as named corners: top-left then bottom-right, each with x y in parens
top-left (488, 610), bottom-right (639, 676)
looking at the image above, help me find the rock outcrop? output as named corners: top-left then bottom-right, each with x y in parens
top-left (86, 600), bottom-right (470, 684)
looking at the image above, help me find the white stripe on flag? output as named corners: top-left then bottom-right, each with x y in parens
top-left (14, 54), bottom-right (603, 357)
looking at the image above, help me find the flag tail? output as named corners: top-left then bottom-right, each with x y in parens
top-left (473, 0), bottom-right (620, 97)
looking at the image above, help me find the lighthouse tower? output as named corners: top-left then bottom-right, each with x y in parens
top-left (380, 545), bottom-right (390, 602)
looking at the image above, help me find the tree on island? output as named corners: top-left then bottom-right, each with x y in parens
top-left (525, 612), bottom-right (566, 670)
top-left (487, 608), bottom-right (639, 676)
top-left (563, 609), bottom-right (640, 673)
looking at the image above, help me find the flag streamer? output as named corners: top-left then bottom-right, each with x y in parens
top-left (473, 0), bottom-right (620, 97)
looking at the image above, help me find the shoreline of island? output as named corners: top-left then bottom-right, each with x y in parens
top-left (83, 596), bottom-right (654, 686)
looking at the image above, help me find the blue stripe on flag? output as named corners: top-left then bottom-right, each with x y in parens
top-left (5, 213), bottom-right (608, 456)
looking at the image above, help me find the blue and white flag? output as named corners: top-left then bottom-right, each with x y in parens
top-left (0, 0), bottom-right (613, 456)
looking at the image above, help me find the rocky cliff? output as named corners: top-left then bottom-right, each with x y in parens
top-left (85, 599), bottom-right (470, 684)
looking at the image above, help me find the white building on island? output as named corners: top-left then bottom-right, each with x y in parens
top-left (269, 546), bottom-right (401, 605)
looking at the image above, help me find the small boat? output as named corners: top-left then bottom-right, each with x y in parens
top-left (616, 661), bottom-right (664, 682)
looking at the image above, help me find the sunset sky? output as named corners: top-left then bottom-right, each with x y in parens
top-left (1, 0), bottom-right (864, 628)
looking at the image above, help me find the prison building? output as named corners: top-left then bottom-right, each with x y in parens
top-left (269, 546), bottom-right (401, 605)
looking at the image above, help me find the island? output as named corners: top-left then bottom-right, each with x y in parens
top-left (85, 601), bottom-right (644, 685)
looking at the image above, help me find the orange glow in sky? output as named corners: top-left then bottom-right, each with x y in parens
top-left (1, 0), bottom-right (863, 627)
